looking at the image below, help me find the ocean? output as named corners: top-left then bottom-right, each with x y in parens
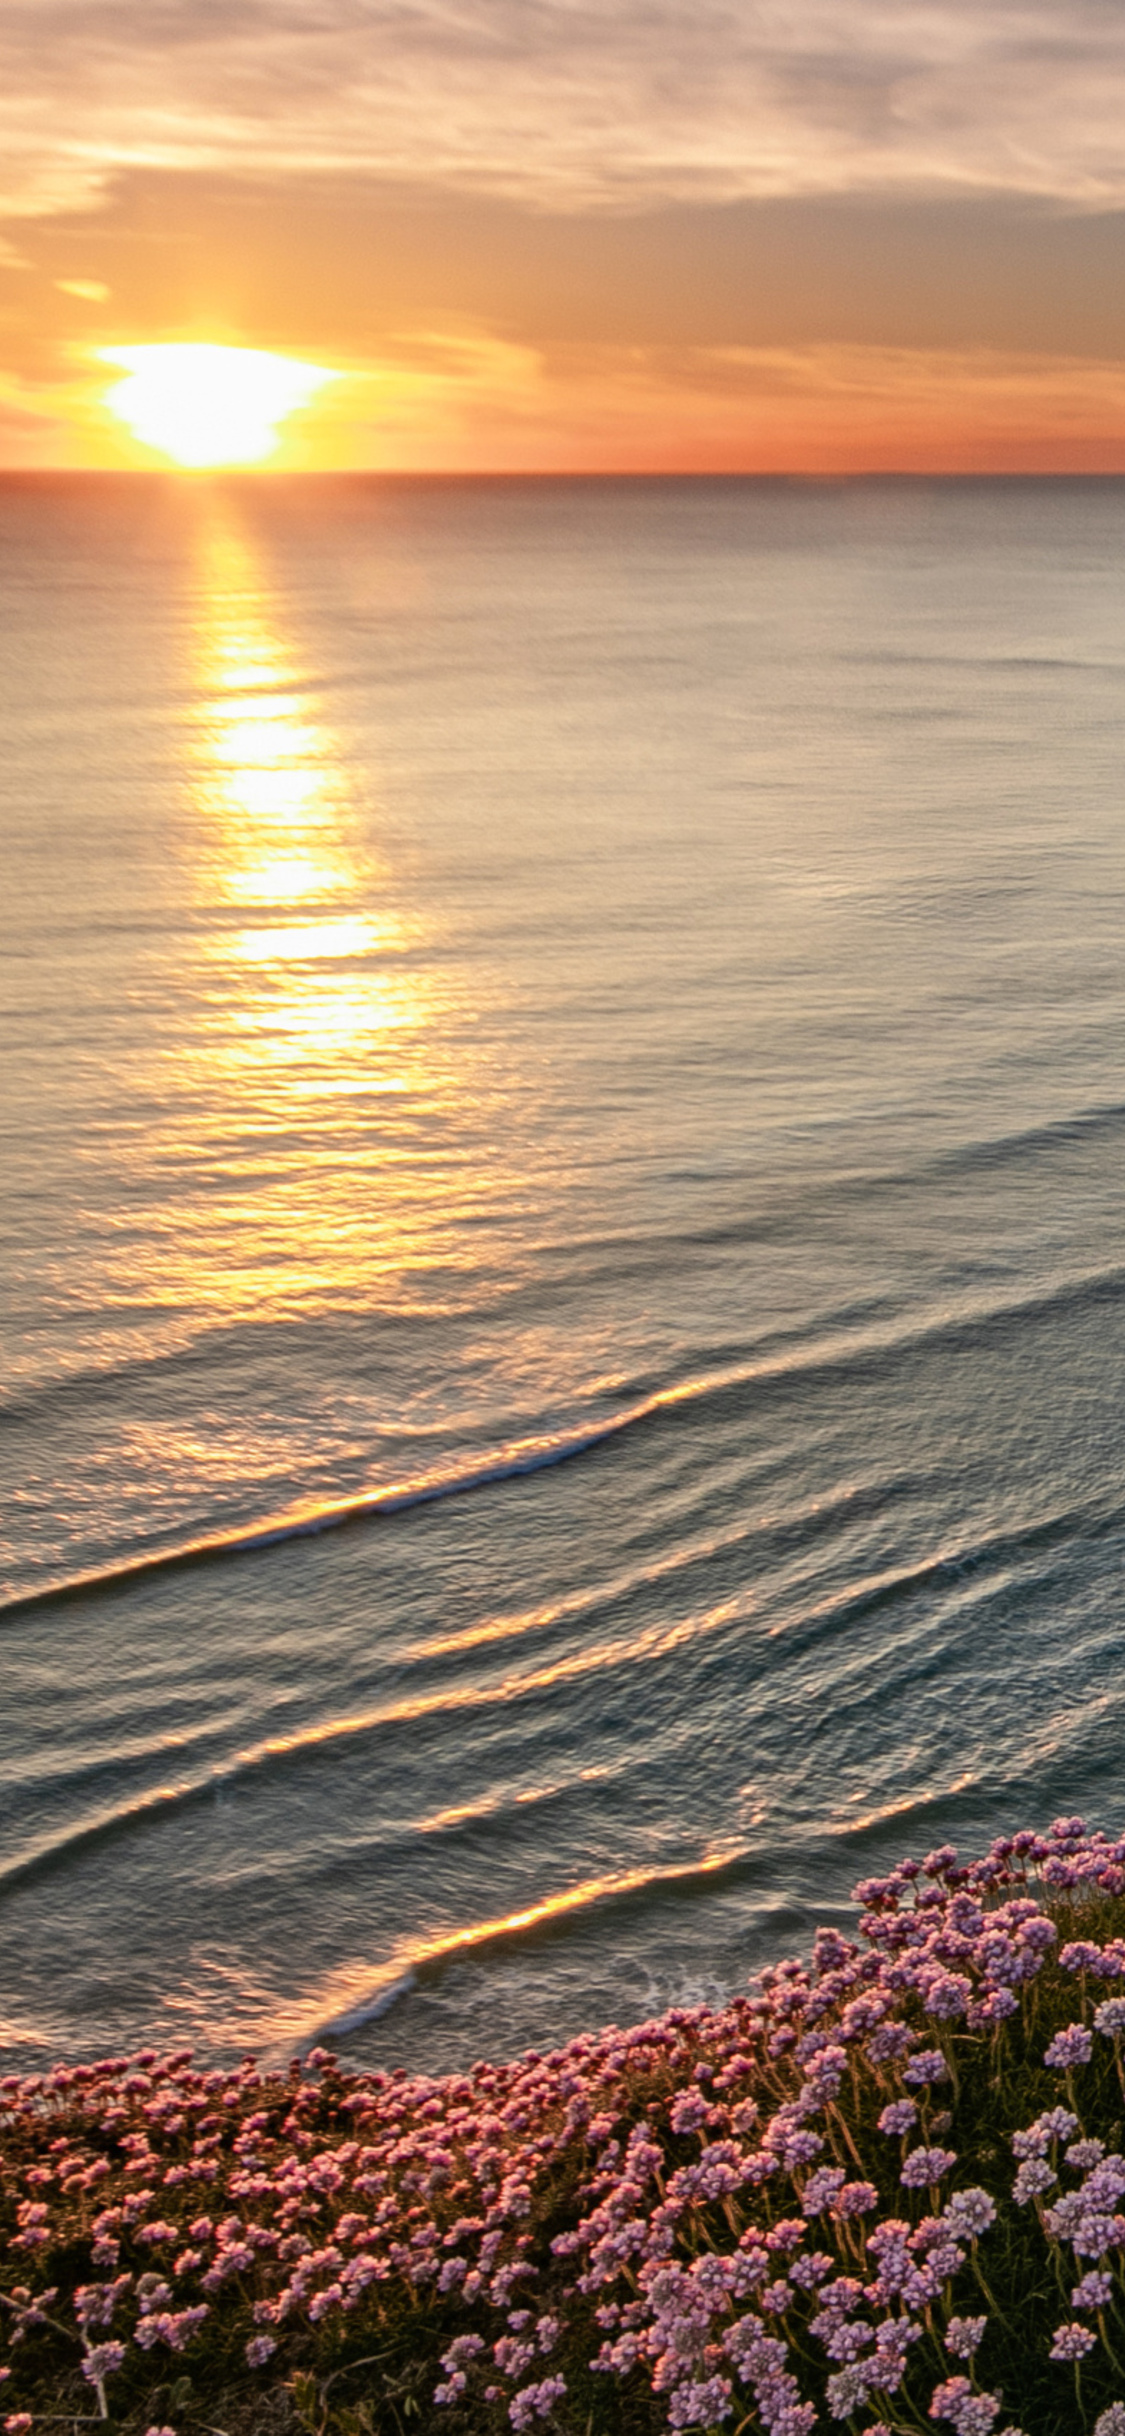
top-left (4, 470), bottom-right (1125, 2078)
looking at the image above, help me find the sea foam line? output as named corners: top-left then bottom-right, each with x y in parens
top-left (279, 1843), bottom-right (749, 2056)
top-left (0, 1388), bottom-right (705, 1620)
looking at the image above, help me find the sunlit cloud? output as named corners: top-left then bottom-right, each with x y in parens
top-left (5, 0), bottom-right (1125, 220)
top-left (277, 332), bottom-right (1125, 476)
top-left (7, 268), bottom-right (1125, 476)
top-left (23, 329), bottom-right (1125, 477)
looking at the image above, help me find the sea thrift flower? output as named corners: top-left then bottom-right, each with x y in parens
top-left (826, 2364), bottom-right (872, 2418)
top-left (7, 1816), bottom-right (1125, 2434)
top-left (904, 2049), bottom-right (950, 2088)
top-left (838, 2180), bottom-right (879, 2217)
top-left (945, 2316), bottom-right (986, 2358)
top-left (879, 2099), bottom-right (918, 2135)
top-left (943, 2187), bottom-right (996, 2237)
top-left (1050, 2322), bottom-right (1097, 2360)
top-left (1013, 2158), bottom-right (1056, 2202)
top-left (901, 2145), bottom-right (957, 2189)
top-left (1044, 2025), bottom-right (1093, 2070)
top-left (1073, 2272), bottom-right (1114, 2309)
top-left (801, 2167), bottom-right (845, 2215)
top-left (509, 2375), bottom-right (569, 2428)
top-left (80, 2343), bottom-right (126, 2384)
top-left (1068, 2139), bottom-right (1107, 2169)
top-left (929, 2379), bottom-right (1000, 2433)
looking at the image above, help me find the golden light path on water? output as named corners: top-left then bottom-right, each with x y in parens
top-left (169, 512), bottom-right (442, 1330)
top-left (194, 522), bottom-right (404, 1047)
top-left (68, 498), bottom-right (485, 1561)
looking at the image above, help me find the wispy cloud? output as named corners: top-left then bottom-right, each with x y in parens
top-left (15, 327), bottom-right (1125, 473)
top-left (7, 0), bottom-right (1125, 221)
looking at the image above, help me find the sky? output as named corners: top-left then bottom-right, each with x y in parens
top-left (5, 0), bottom-right (1125, 470)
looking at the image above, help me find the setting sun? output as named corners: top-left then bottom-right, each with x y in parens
top-left (98, 342), bottom-right (338, 467)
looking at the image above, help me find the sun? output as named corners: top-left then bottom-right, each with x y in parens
top-left (99, 343), bottom-right (338, 468)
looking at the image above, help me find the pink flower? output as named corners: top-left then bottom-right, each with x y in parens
top-left (945, 2317), bottom-right (986, 2359)
top-left (81, 2343), bottom-right (126, 2384)
top-left (1050, 2323), bottom-right (1097, 2361)
top-left (509, 2378), bottom-right (569, 2431)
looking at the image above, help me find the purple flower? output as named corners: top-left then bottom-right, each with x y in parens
top-left (245, 2335), bottom-right (277, 2366)
top-left (901, 2147), bottom-right (958, 2190)
top-left (929, 2378), bottom-right (1000, 2433)
top-left (1073, 2273), bottom-right (1114, 2310)
top-left (1067, 2139), bottom-right (1107, 2170)
top-left (670, 2092), bottom-right (710, 2135)
top-left (442, 2335), bottom-right (486, 2371)
top-left (878, 2100), bottom-right (919, 2137)
top-left (1013, 2107), bottom-right (1077, 2154)
top-left (945, 2317), bottom-right (986, 2359)
top-left (665, 2376), bottom-right (731, 2431)
top-left (836, 2181), bottom-right (878, 2218)
top-left (923, 1973), bottom-right (972, 2023)
top-left (1050, 2322), bottom-right (1097, 2361)
top-left (924, 1846), bottom-right (959, 1879)
top-left (904, 2050), bottom-right (950, 2089)
top-left (81, 2343), bottom-right (126, 2385)
top-left (943, 2188), bottom-right (996, 2238)
top-left (1044, 2025), bottom-right (1093, 2071)
top-left (778, 2130), bottom-right (825, 2170)
top-left (826, 2363), bottom-right (873, 2418)
top-left (801, 2167), bottom-right (845, 2217)
top-left (1060, 1942), bottom-right (1105, 1974)
top-left (1013, 2159), bottom-right (1055, 2203)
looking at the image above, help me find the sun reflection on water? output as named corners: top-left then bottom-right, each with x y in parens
top-left (193, 522), bottom-right (406, 1003)
top-left (171, 512), bottom-right (443, 1321)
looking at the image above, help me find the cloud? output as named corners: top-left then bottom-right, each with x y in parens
top-left (13, 170), bottom-right (1125, 375)
top-left (7, 0), bottom-right (1125, 222)
top-left (312, 333), bottom-right (1125, 475)
top-left (14, 325), bottom-right (1125, 473)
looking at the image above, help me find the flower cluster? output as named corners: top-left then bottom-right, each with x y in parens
top-left (6, 1819), bottom-right (1125, 2432)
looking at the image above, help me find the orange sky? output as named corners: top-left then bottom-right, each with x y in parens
top-left (5, 2), bottom-right (1125, 471)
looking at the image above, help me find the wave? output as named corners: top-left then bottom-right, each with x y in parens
top-left (6, 1466), bottom-right (1115, 1907)
top-left (293, 1845), bottom-right (749, 2053)
top-left (0, 1405), bottom-right (670, 1619)
top-left (8, 1251), bottom-right (1125, 1619)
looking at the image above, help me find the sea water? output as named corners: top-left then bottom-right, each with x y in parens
top-left (4, 471), bottom-right (1125, 2074)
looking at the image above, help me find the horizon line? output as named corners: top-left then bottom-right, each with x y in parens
top-left (7, 464), bottom-right (1125, 484)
